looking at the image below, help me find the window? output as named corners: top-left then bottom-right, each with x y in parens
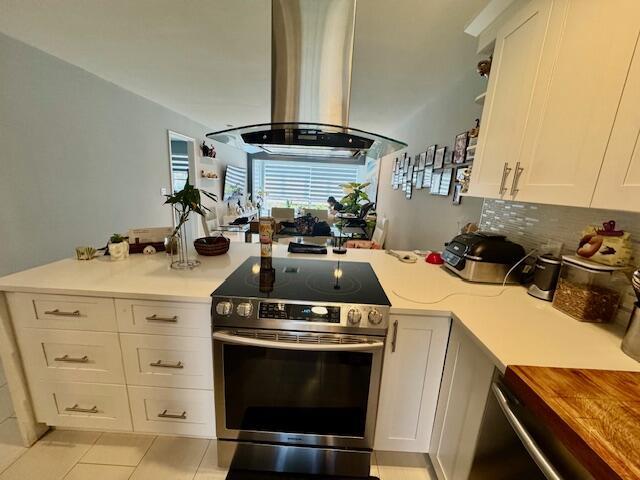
top-left (252, 159), bottom-right (361, 212)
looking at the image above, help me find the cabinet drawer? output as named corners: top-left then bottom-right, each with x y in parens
top-left (7, 292), bottom-right (117, 331)
top-left (120, 334), bottom-right (212, 389)
top-left (128, 385), bottom-right (214, 437)
top-left (18, 329), bottom-right (124, 384)
top-left (116, 299), bottom-right (210, 337)
top-left (31, 381), bottom-right (132, 431)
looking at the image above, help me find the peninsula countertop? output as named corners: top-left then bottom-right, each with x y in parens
top-left (1, 243), bottom-right (638, 373)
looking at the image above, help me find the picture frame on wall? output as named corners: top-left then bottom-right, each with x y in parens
top-left (405, 176), bottom-right (413, 199)
top-left (417, 152), bottom-right (426, 170)
top-left (415, 169), bottom-right (424, 189)
top-left (430, 171), bottom-right (442, 194)
top-left (433, 146), bottom-right (446, 169)
top-left (452, 183), bottom-right (463, 204)
top-left (453, 131), bottom-right (469, 164)
top-left (444, 149), bottom-right (453, 166)
top-left (422, 166), bottom-right (433, 188)
top-left (439, 167), bottom-right (453, 196)
top-left (425, 145), bottom-right (436, 166)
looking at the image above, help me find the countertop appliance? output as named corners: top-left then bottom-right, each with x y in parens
top-left (469, 374), bottom-right (594, 479)
top-left (622, 270), bottom-right (640, 361)
top-left (528, 254), bottom-right (562, 301)
top-left (442, 232), bottom-right (526, 284)
top-left (211, 257), bottom-right (390, 477)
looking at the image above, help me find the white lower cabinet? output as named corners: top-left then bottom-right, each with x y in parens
top-left (374, 314), bottom-right (450, 452)
top-left (18, 328), bottom-right (125, 384)
top-left (31, 381), bottom-right (132, 431)
top-left (429, 322), bottom-right (495, 480)
top-left (128, 385), bottom-right (214, 437)
top-left (120, 333), bottom-right (213, 389)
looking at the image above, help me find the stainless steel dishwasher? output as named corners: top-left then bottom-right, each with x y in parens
top-left (468, 376), bottom-right (594, 480)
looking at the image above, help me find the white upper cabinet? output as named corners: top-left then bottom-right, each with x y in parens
top-left (468, 0), bottom-right (640, 210)
top-left (374, 315), bottom-right (450, 452)
top-left (467, 0), bottom-right (553, 199)
top-left (514, 0), bottom-right (640, 206)
top-left (591, 30), bottom-right (640, 211)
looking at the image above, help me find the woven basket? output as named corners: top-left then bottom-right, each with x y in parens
top-left (194, 236), bottom-right (230, 256)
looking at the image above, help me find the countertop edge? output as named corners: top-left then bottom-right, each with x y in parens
top-left (504, 366), bottom-right (627, 480)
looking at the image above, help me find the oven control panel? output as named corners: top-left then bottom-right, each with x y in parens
top-left (259, 302), bottom-right (341, 323)
top-left (212, 297), bottom-right (389, 333)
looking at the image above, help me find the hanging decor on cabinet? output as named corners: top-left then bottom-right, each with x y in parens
top-left (477, 56), bottom-right (492, 77)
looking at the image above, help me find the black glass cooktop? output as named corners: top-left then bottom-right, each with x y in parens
top-left (212, 257), bottom-right (390, 306)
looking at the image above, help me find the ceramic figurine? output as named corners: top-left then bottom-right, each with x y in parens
top-left (143, 245), bottom-right (157, 255)
top-left (108, 241), bottom-right (129, 261)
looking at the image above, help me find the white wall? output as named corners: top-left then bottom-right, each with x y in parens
top-left (0, 33), bottom-right (245, 276)
top-left (376, 70), bottom-right (485, 251)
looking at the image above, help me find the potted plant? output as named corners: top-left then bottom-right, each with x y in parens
top-left (339, 182), bottom-right (371, 215)
top-left (164, 177), bottom-right (217, 269)
top-left (108, 233), bottom-right (129, 261)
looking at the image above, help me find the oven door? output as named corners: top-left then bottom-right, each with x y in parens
top-left (213, 329), bottom-right (384, 450)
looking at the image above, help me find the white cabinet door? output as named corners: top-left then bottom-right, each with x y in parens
top-left (513, 0), bottom-right (640, 206)
top-left (467, 0), bottom-right (553, 199)
top-left (592, 29), bottom-right (640, 211)
top-left (374, 315), bottom-right (450, 452)
top-left (429, 322), bottom-right (495, 480)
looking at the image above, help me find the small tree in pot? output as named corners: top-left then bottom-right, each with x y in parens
top-left (339, 182), bottom-right (371, 216)
top-left (164, 178), bottom-right (217, 269)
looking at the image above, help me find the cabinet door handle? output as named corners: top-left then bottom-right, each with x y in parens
top-left (499, 162), bottom-right (512, 194)
top-left (65, 404), bottom-right (98, 414)
top-left (510, 161), bottom-right (524, 196)
top-left (44, 309), bottom-right (81, 317)
top-left (149, 360), bottom-right (184, 369)
top-left (391, 320), bottom-right (399, 353)
top-left (54, 354), bottom-right (89, 363)
top-left (145, 314), bottom-right (178, 323)
top-left (158, 409), bottom-right (187, 419)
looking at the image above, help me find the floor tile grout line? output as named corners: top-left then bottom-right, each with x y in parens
top-left (77, 431), bottom-right (104, 464)
top-left (61, 431), bottom-right (103, 480)
top-left (191, 438), bottom-right (212, 479)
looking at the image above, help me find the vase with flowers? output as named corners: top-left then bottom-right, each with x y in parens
top-left (164, 178), bottom-right (217, 269)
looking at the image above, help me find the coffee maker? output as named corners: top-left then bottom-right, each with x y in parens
top-left (527, 254), bottom-right (562, 301)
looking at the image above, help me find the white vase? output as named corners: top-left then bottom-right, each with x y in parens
top-left (108, 241), bottom-right (129, 261)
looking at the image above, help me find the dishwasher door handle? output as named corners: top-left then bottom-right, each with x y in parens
top-left (492, 382), bottom-right (563, 480)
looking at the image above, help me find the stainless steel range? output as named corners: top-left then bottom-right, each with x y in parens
top-left (211, 256), bottom-right (390, 477)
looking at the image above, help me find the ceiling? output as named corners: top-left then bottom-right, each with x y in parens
top-left (0, 0), bottom-right (487, 136)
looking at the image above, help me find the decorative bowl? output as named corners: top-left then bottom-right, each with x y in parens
top-left (194, 236), bottom-right (230, 256)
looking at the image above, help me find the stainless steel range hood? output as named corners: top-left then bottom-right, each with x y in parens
top-left (206, 0), bottom-right (406, 160)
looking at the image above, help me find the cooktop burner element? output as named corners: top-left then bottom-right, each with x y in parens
top-left (211, 257), bottom-right (390, 335)
top-left (215, 257), bottom-right (389, 305)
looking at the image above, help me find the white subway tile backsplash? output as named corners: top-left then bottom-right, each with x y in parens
top-left (480, 199), bottom-right (640, 325)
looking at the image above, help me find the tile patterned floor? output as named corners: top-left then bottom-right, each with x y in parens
top-left (0, 429), bottom-right (437, 479)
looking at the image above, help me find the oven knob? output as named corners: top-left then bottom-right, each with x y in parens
top-left (347, 309), bottom-right (362, 325)
top-left (368, 309), bottom-right (383, 325)
top-left (236, 302), bottom-right (253, 317)
top-left (215, 301), bottom-right (233, 316)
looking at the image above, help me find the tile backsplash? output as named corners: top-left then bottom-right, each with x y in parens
top-left (480, 199), bottom-right (640, 324)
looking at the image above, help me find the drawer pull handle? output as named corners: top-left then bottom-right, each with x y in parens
top-left (158, 409), bottom-right (187, 419)
top-left (145, 314), bottom-right (178, 323)
top-left (44, 309), bottom-right (81, 317)
top-left (149, 360), bottom-right (184, 369)
top-left (65, 404), bottom-right (98, 414)
top-left (54, 354), bottom-right (89, 363)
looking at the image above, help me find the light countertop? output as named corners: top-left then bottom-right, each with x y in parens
top-left (1, 243), bottom-right (638, 373)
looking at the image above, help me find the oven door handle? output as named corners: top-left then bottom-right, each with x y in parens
top-left (212, 331), bottom-right (384, 352)
top-left (492, 382), bottom-right (563, 480)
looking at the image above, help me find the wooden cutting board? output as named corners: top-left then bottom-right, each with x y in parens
top-left (505, 366), bottom-right (640, 480)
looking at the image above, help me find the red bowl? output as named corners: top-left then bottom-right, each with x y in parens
top-left (426, 252), bottom-right (444, 265)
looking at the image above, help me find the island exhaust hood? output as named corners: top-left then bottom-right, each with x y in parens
top-left (206, 0), bottom-right (406, 161)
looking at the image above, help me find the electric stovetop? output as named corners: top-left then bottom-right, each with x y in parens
top-left (212, 257), bottom-right (390, 306)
